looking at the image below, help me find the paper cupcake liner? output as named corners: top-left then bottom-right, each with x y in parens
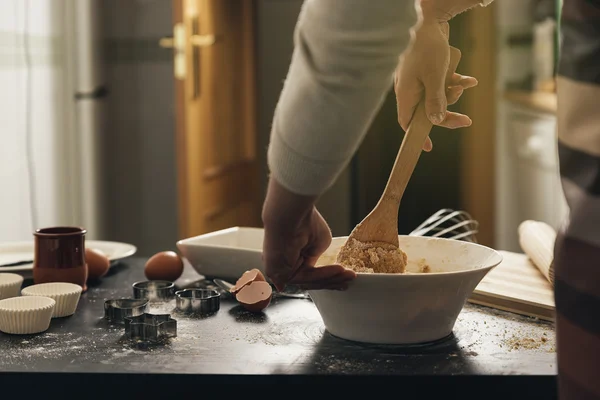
top-left (0, 296), bottom-right (55, 334)
top-left (21, 282), bottom-right (82, 318)
top-left (0, 273), bottom-right (24, 300)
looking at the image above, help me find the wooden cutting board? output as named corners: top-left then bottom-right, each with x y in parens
top-left (468, 250), bottom-right (555, 321)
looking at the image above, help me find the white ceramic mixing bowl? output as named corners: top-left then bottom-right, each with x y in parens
top-left (308, 235), bottom-right (503, 345)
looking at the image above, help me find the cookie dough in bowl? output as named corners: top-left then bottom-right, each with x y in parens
top-left (309, 235), bottom-right (503, 345)
top-left (335, 238), bottom-right (408, 273)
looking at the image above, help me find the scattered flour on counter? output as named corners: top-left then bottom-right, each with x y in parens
top-left (5, 332), bottom-right (88, 360)
top-left (3, 327), bottom-right (130, 362)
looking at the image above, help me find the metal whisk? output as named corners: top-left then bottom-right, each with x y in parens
top-left (409, 208), bottom-right (479, 243)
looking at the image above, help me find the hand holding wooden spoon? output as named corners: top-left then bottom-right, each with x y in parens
top-left (337, 46), bottom-right (465, 272)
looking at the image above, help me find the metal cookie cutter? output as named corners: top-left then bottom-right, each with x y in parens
top-left (132, 280), bottom-right (175, 302)
top-left (175, 289), bottom-right (220, 315)
top-left (104, 298), bottom-right (149, 324)
top-left (123, 312), bottom-right (177, 343)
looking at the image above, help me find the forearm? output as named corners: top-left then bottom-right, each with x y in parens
top-left (267, 0), bottom-right (420, 197)
top-left (262, 177), bottom-right (316, 230)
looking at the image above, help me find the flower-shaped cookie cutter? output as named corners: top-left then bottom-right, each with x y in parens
top-left (123, 312), bottom-right (177, 343)
top-left (175, 289), bottom-right (220, 316)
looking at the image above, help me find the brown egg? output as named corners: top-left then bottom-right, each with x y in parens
top-left (235, 281), bottom-right (272, 313)
top-left (85, 248), bottom-right (110, 281)
top-left (144, 251), bottom-right (184, 282)
top-left (229, 268), bottom-right (265, 294)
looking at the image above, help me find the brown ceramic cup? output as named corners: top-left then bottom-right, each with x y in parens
top-left (33, 227), bottom-right (88, 291)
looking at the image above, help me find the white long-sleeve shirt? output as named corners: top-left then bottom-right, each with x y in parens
top-left (266, 0), bottom-right (493, 196)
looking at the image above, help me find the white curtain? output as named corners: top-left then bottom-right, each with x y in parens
top-left (0, 0), bottom-right (104, 242)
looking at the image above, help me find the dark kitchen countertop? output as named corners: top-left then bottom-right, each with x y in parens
top-left (0, 257), bottom-right (558, 396)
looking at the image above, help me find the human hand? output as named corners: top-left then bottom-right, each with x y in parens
top-left (261, 178), bottom-right (356, 292)
top-left (394, 16), bottom-right (478, 151)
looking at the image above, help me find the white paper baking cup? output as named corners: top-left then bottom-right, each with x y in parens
top-left (0, 296), bottom-right (55, 334)
top-left (0, 273), bottom-right (24, 300)
top-left (21, 282), bottom-right (82, 318)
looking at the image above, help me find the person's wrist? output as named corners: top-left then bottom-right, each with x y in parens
top-left (262, 176), bottom-right (317, 231)
top-left (420, 0), bottom-right (448, 22)
top-left (420, 0), bottom-right (485, 22)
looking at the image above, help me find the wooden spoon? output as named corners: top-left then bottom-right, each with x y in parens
top-left (341, 101), bottom-right (432, 252)
top-left (337, 45), bottom-right (462, 271)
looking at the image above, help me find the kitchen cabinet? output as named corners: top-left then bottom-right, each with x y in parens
top-left (496, 98), bottom-right (566, 252)
top-left (510, 106), bottom-right (567, 227)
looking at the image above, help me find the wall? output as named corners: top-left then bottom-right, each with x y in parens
top-left (0, 0), bottom-right (78, 242)
top-left (101, 0), bottom-right (179, 256)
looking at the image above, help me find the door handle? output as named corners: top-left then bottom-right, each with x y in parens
top-left (159, 23), bottom-right (187, 80)
top-left (158, 23), bottom-right (218, 82)
top-left (160, 34), bottom-right (216, 48)
top-left (191, 34), bottom-right (217, 47)
top-left (158, 36), bottom-right (175, 48)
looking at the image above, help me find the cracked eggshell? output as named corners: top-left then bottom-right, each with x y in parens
top-left (230, 268), bottom-right (266, 295)
top-left (235, 281), bottom-right (272, 313)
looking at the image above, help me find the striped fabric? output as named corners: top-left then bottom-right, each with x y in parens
top-left (556, 0), bottom-right (600, 399)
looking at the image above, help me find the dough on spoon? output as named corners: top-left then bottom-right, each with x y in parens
top-left (336, 238), bottom-right (408, 274)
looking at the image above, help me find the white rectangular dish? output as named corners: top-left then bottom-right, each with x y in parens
top-left (176, 226), bottom-right (265, 281)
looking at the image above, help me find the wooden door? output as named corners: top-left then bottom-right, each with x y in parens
top-left (167, 0), bottom-right (261, 239)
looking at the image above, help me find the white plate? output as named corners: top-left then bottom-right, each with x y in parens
top-left (176, 226), bottom-right (264, 282)
top-left (0, 240), bottom-right (137, 273)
